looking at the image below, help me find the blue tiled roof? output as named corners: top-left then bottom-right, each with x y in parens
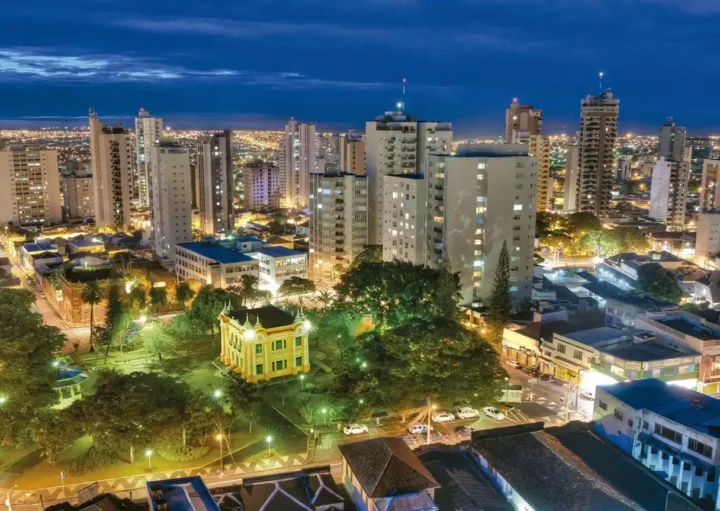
top-left (177, 242), bottom-right (254, 264)
top-left (600, 379), bottom-right (720, 437)
top-left (70, 239), bottom-right (104, 247)
top-left (255, 246), bottom-right (304, 258)
top-left (22, 243), bottom-right (55, 252)
top-left (237, 236), bottom-right (262, 243)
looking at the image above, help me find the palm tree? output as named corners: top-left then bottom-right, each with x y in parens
top-left (81, 281), bottom-right (104, 352)
top-left (317, 290), bottom-right (333, 310)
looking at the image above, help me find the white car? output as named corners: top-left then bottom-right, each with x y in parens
top-left (507, 360), bottom-right (521, 369)
top-left (456, 407), bottom-right (479, 420)
top-left (431, 411), bottom-right (456, 423)
top-left (408, 423), bottom-right (432, 435)
top-left (483, 407), bottom-right (506, 421)
top-left (343, 424), bottom-right (369, 435)
top-left (579, 391), bottom-right (595, 401)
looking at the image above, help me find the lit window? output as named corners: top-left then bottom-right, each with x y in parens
top-left (477, 163), bottom-right (487, 170)
top-left (514, 204), bottom-right (523, 211)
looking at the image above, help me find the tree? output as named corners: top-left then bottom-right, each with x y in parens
top-left (486, 241), bottom-right (512, 344)
top-left (580, 230), bottom-right (623, 258)
top-left (31, 410), bottom-right (80, 464)
top-left (141, 320), bottom-right (174, 361)
top-left (278, 276), bottom-right (316, 306)
top-left (149, 286), bottom-right (169, 314)
top-left (186, 286), bottom-right (239, 341)
top-left (0, 289), bottom-right (66, 442)
top-left (127, 284), bottom-right (148, 314)
top-left (567, 212), bottom-right (602, 236)
top-left (175, 281), bottom-right (195, 308)
top-left (82, 281), bottom-right (104, 351)
top-left (349, 245), bottom-right (382, 270)
top-left (316, 290), bottom-right (334, 310)
top-left (102, 279), bottom-right (129, 363)
top-left (637, 263), bottom-right (683, 304)
top-left (228, 274), bottom-right (270, 308)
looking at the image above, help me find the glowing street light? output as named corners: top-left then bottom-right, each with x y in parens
top-left (0, 396), bottom-right (6, 405)
top-left (303, 319), bottom-right (311, 331)
top-left (216, 434), bottom-right (224, 472)
top-left (213, 389), bottom-right (223, 399)
top-left (300, 374), bottom-right (305, 391)
top-left (266, 435), bottom-right (273, 457)
top-left (361, 362), bottom-right (367, 369)
top-left (321, 408), bottom-right (328, 426)
top-left (145, 449), bottom-right (153, 471)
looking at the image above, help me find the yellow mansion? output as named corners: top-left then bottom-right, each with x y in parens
top-left (218, 305), bottom-right (311, 383)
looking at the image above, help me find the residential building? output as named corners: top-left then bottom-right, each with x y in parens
top-left (616, 156), bottom-right (632, 181)
top-left (365, 111), bottom-right (452, 245)
top-left (175, 241), bottom-right (258, 288)
top-left (577, 91), bottom-right (620, 216)
top-left (316, 132), bottom-right (339, 175)
top-left (134, 108), bottom-right (163, 208)
top-left (471, 422), bottom-right (701, 511)
top-left (89, 113), bottom-right (133, 230)
top-left (279, 119), bottom-right (316, 208)
top-left (696, 212), bottom-right (720, 266)
top-left (62, 168), bottom-right (94, 220)
top-left (564, 145), bottom-right (579, 211)
top-left (339, 131), bottom-right (366, 175)
top-left (594, 379), bottom-right (720, 507)
top-left (196, 131), bottom-right (234, 236)
top-left (649, 157), bottom-right (690, 230)
top-left (148, 477), bottom-right (219, 511)
top-left (20, 242), bottom-right (58, 270)
top-left (505, 100), bottom-right (542, 142)
top-left (218, 305), bottom-right (310, 383)
top-left (691, 137), bottom-right (716, 175)
top-left (339, 438), bottom-right (439, 511)
top-left (309, 172), bottom-right (368, 280)
top-left (250, 246), bottom-right (307, 294)
top-left (425, 144), bottom-right (536, 306)
top-left (382, 174), bottom-right (426, 264)
top-left (529, 135), bottom-right (552, 211)
top-left (67, 239), bottom-right (105, 256)
top-left (0, 145), bottom-right (62, 226)
top-left (150, 141), bottom-right (193, 259)
top-left (659, 120), bottom-right (691, 161)
top-left (242, 161), bottom-right (281, 210)
top-left (701, 160), bottom-right (720, 211)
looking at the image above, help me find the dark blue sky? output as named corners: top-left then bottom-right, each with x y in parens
top-left (0, 0), bottom-right (717, 136)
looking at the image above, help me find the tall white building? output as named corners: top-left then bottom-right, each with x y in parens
top-left (696, 211), bottom-right (720, 266)
top-left (196, 131), bottom-right (234, 236)
top-left (62, 168), bottom-right (94, 220)
top-left (382, 174), bottom-right (426, 264)
top-left (135, 108), bottom-right (163, 209)
top-left (309, 172), bottom-right (368, 280)
top-left (279, 119), bottom-right (316, 208)
top-left (243, 162), bottom-right (281, 210)
top-left (0, 145), bottom-right (62, 226)
top-left (529, 135), bottom-right (552, 211)
top-left (150, 140), bottom-right (193, 259)
top-left (701, 160), bottom-right (720, 211)
top-left (366, 111), bottom-right (452, 245)
top-left (650, 121), bottom-right (691, 231)
top-left (505, 100), bottom-right (542, 142)
top-left (89, 113), bottom-right (133, 230)
top-left (659, 119), bottom-right (690, 161)
top-left (425, 145), bottom-right (537, 306)
top-left (563, 145), bottom-right (579, 212)
top-left (316, 132), bottom-right (339, 175)
top-left (577, 91), bottom-right (619, 216)
top-left (339, 131), bottom-right (366, 175)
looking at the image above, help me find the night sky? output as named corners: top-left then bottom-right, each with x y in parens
top-left (1, 0), bottom-right (717, 136)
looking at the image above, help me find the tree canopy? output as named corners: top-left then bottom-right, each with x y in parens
top-left (636, 263), bottom-right (683, 304)
top-left (278, 276), bottom-right (316, 305)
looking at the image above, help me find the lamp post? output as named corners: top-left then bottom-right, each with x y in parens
top-left (52, 360), bottom-right (60, 378)
top-left (216, 434), bottom-right (224, 472)
top-left (266, 435), bottom-right (273, 457)
top-left (504, 377), bottom-right (510, 404)
top-left (321, 408), bottom-right (327, 426)
top-left (145, 449), bottom-right (153, 471)
top-left (300, 374), bottom-right (305, 391)
top-left (0, 396), bottom-right (6, 406)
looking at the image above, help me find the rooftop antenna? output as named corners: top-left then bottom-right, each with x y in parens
top-left (599, 71), bottom-right (605, 93)
top-left (396, 77), bottom-right (407, 113)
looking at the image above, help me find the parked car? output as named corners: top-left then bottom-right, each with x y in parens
top-left (483, 407), bottom-right (506, 421)
top-left (454, 425), bottom-right (472, 439)
top-left (521, 367), bottom-right (540, 377)
top-left (539, 374), bottom-right (555, 383)
top-left (507, 360), bottom-right (521, 369)
top-left (431, 411), bottom-right (456, 423)
top-left (343, 423), bottom-right (369, 435)
top-left (456, 407), bottom-right (479, 420)
top-left (408, 423), bottom-right (432, 435)
top-left (579, 391), bottom-right (595, 401)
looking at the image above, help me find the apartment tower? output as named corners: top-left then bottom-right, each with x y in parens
top-left (134, 108), bottom-right (163, 208)
top-left (196, 131), bottom-right (234, 236)
top-left (279, 119), bottom-right (316, 208)
top-left (649, 120), bottom-right (691, 231)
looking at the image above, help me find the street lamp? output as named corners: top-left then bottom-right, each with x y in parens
top-left (0, 396), bottom-right (6, 405)
top-left (266, 435), bottom-right (273, 457)
top-left (361, 362), bottom-right (367, 369)
top-left (321, 408), bottom-right (327, 426)
top-left (300, 374), bottom-right (305, 391)
top-left (216, 434), bottom-right (224, 472)
top-left (358, 399), bottom-right (364, 405)
top-left (145, 449), bottom-right (153, 471)
top-left (504, 377), bottom-right (510, 404)
top-left (213, 389), bottom-right (223, 399)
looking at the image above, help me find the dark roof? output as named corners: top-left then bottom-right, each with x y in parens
top-left (177, 242), bottom-right (254, 264)
top-left (228, 305), bottom-right (295, 329)
top-left (46, 494), bottom-right (145, 511)
top-left (517, 313), bottom-right (607, 343)
top-left (255, 246), bottom-right (304, 258)
top-left (338, 437), bottom-right (439, 498)
top-left (31, 251), bottom-right (62, 259)
top-left (472, 423), bottom-right (696, 511)
top-left (64, 267), bottom-right (113, 283)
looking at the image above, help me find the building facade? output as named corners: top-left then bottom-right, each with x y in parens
top-left (339, 131), bottom-right (366, 175)
top-left (219, 305), bottom-right (310, 383)
top-left (696, 212), bottom-right (720, 266)
top-left (135, 108), bottom-right (163, 208)
top-left (577, 91), bottom-right (619, 217)
top-left (529, 135), bottom-right (552, 211)
top-left (309, 172), bottom-right (368, 280)
top-left (425, 145), bottom-right (536, 306)
top-left (242, 161), bottom-right (281, 210)
top-left (90, 113), bottom-right (133, 230)
top-left (175, 241), bottom-right (258, 288)
top-left (382, 174), bottom-right (426, 264)
top-left (251, 246), bottom-right (307, 294)
top-left (649, 157), bottom-right (690, 231)
top-left (62, 169), bottom-right (94, 220)
top-left (196, 131), bottom-right (234, 236)
top-left (279, 119), bottom-right (316, 208)
top-left (150, 141), bottom-right (193, 259)
top-left (564, 145), bottom-right (579, 212)
top-left (701, 160), bottom-right (720, 212)
top-left (365, 112), bottom-right (452, 245)
top-left (505, 100), bottom-right (542, 142)
top-left (0, 145), bottom-right (62, 226)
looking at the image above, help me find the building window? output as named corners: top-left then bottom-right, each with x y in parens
top-left (614, 409), bottom-right (624, 421)
top-left (275, 340), bottom-right (284, 351)
top-left (688, 438), bottom-right (713, 459)
top-left (642, 420), bottom-right (649, 430)
top-left (256, 364), bottom-right (263, 374)
top-left (296, 356), bottom-right (303, 367)
top-left (295, 337), bottom-right (302, 347)
top-left (557, 344), bottom-right (566, 354)
top-left (598, 400), bottom-right (608, 411)
top-left (628, 419), bottom-right (634, 428)
top-left (654, 423), bottom-right (682, 444)
top-left (573, 349), bottom-right (582, 360)
top-left (255, 344), bottom-right (262, 354)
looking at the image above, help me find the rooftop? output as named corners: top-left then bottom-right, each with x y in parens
top-left (600, 379), bottom-right (720, 438)
top-left (338, 437), bottom-right (439, 499)
top-left (22, 242), bottom-right (56, 252)
top-left (656, 318), bottom-right (720, 341)
top-left (598, 339), bottom-right (697, 362)
top-left (228, 305), bottom-right (295, 329)
top-left (148, 476), bottom-right (219, 511)
top-left (69, 239), bottom-right (104, 247)
top-left (178, 242), bottom-right (254, 264)
top-left (255, 246), bottom-right (304, 258)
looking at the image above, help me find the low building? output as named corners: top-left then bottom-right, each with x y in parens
top-left (148, 477), bottom-right (219, 511)
top-left (175, 241), bottom-right (259, 288)
top-left (20, 242), bottom-right (58, 269)
top-left (250, 246), bottom-right (307, 293)
top-left (67, 239), bottom-right (105, 255)
top-left (218, 305), bottom-right (310, 383)
top-left (594, 379), bottom-right (720, 507)
top-left (339, 437), bottom-right (439, 511)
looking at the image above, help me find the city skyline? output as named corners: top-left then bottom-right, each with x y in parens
top-left (1, 0), bottom-right (718, 135)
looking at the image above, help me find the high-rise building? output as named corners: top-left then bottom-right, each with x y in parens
top-left (89, 113), bottom-right (133, 230)
top-left (529, 135), bottom-right (552, 211)
top-left (577, 91), bottom-right (619, 216)
top-left (309, 172), bottom-right (367, 280)
top-left (650, 121), bottom-right (691, 231)
top-left (0, 145), bottom-right (62, 226)
top-left (279, 119), bottom-right (316, 208)
top-left (316, 132), bottom-right (339, 175)
top-left (701, 160), bottom-right (720, 211)
top-left (563, 145), bottom-right (579, 212)
top-left (425, 144), bottom-right (537, 306)
top-left (243, 161), bottom-right (281, 211)
top-left (62, 167), bottom-right (94, 220)
top-left (382, 174), bottom-right (426, 264)
top-left (365, 111), bottom-right (452, 245)
top-left (616, 157), bottom-right (632, 181)
top-left (135, 109), bottom-right (163, 209)
top-left (695, 212), bottom-right (720, 267)
top-left (339, 131), bottom-right (366, 175)
top-left (505, 100), bottom-right (542, 142)
top-left (150, 140), bottom-right (193, 259)
top-left (196, 131), bottom-right (234, 236)
top-left (689, 137), bottom-right (715, 175)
